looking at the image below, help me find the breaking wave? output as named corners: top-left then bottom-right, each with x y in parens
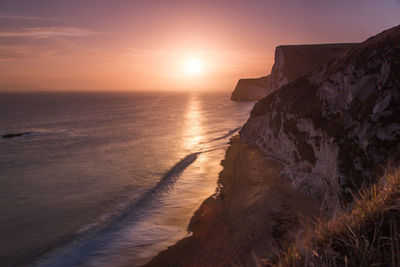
top-left (32, 126), bottom-right (240, 267)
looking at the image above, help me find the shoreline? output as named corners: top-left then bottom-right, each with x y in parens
top-left (146, 135), bottom-right (323, 266)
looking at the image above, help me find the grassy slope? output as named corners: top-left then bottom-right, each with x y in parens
top-left (277, 169), bottom-right (400, 267)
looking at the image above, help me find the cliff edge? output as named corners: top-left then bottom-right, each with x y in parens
top-left (231, 43), bottom-right (356, 102)
top-left (231, 75), bottom-right (271, 101)
top-left (269, 43), bottom-right (357, 92)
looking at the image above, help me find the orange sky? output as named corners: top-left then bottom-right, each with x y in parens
top-left (0, 0), bottom-right (399, 91)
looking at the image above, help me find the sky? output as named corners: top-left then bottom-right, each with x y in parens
top-left (0, 0), bottom-right (399, 91)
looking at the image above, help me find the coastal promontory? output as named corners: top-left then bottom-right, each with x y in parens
top-left (231, 75), bottom-right (271, 101)
top-left (147, 25), bottom-right (400, 266)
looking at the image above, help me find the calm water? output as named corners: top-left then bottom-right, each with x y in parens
top-left (0, 91), bottom-right (253, 267)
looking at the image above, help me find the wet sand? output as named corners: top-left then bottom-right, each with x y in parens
top-left (145, 136), bottom-right (322, 266)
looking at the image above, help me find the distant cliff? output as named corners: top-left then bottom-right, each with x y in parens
top-left (269, 43), bottom-right (357, 92)
top-left (230, 75), bottom-right (271, 101)
top-left (241, 25), bottom-right (400, 211)
top-left (232, 43), bottom-right (356, 102)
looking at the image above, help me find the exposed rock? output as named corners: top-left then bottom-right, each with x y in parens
top-left (241, 25), bottom-right (400, 211)
top-left (231, 75), bottom-right (271, 101)
top-left (270, 43), bottom-right (357, 92)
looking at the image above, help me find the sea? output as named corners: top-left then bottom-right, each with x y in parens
top-left (0, 91), bottom-right (254, 267)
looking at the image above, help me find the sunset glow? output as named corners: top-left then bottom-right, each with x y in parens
top-left (0, 1), bottom-right (399, 92)
top-left (185, 57), bottom-right (204, 76)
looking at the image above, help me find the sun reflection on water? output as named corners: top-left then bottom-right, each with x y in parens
top-left (84, 94), bottom-right (239, 267)
top-left (182, 95), bottom-right (205, 152)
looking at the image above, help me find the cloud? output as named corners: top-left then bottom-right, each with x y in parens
top-left (0, 27), bottom-right (99, 38)
top-left (0, 15), bottom-right (59, 21)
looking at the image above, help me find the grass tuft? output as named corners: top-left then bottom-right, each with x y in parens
top-left (276, 169), bottom-right (400, 267)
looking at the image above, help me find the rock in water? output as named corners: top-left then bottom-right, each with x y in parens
top-left (231, 75), bottom-right (271, 101)
top-left (2, 132), bottom-right (32, 139)
top-left (241, 25), bottom-right (400, 211)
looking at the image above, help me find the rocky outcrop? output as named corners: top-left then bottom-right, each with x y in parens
top-left (270, 43), bottom-right (357, 92)
top-left (231, 75), bottom-right (271, 101)
top-left (241, 25), bottom-right (400, 211)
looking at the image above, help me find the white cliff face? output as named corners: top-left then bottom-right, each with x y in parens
top-left (241, 26), bottom-right (400, 212)
top-left (243, 112), bottom-right (342, 211)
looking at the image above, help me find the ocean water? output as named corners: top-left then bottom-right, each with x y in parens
top-left (0, 91), bottom-right (253, 267)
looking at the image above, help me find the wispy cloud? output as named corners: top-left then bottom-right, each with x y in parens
top-left (0, 27), bottom-right (99, 38)
top-left (0, 15), bottom-right (59, 21)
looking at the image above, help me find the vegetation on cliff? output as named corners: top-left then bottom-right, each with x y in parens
top-left (277, 169), bottom-right (400, 266)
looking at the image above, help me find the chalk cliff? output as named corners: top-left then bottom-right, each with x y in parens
top-left (231, 75), bottom-right (271, 101)
top-left (232, 43), bottom-right (355, 102)
top-left (241, 25), bottom-right (400, 211)
top-left (269, 43), bottom-right (357, 92)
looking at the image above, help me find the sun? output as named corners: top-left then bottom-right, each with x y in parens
top-left (185, 57), bottom-right (203, 76)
